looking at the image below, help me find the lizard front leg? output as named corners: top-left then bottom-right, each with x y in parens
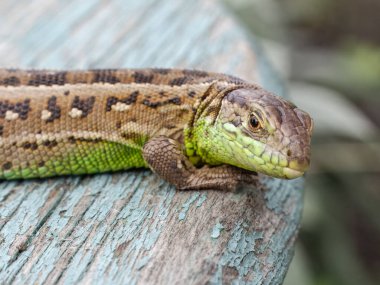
top-left (142, 136), bottom-right (259, 191)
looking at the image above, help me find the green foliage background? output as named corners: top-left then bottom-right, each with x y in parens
top-left (223, 0), bottom-right (380, 284)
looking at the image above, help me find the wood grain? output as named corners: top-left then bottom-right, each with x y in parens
top-left (0, 0), bottom-right (302, 284)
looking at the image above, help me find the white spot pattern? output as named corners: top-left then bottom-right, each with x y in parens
top-left (111, 102), bottom-right (131, 112)
top-left (5, 110), bottom-right (19, 121)
top-left (68, 108), bottom-right (83, 118)
top-left (41, 110), bottom-right (52, 121)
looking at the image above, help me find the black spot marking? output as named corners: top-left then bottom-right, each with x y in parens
top-left (71, 96), bottom-right (96, 117)
top-left (22, 142), bottom-right (32, 149)
top-left (45, 96), bottom-right (61, 123)
top-left (133, 72), bottom-right (154, 83)
top-left (121, 132), bottom-right (142, 140)
top-left (64, 90), bottom-right (70, 96)
top-left (30, 143), bottom-right (38, 150)
top-left (116, 121), bottom-right (122, 129)
top-left (105, 91), bottom-right (139, 112)
top-left (169, 77), bottom-right (188, 86)
top-left (43, 140), bottom-right (58, 148)
top-left (2, 162), bottom-right (12, 170)
top-left (66, 135), bottom-right (102, 144)
top-left (38, 161), bottom-right (45, 167)
top-left (142, 100), bottom-right (159, 108)
top-left (0, 125), bottom-right (3, 136)
top-left (168, 97), bottom-right (181, 105)
top-left (188, 91), bottom-right (196, 98)
top-left (105, 97), bottom-right (118, 112)
top-left (183, 70), bottom-right (209, 77)
top-left (0, 99), bottom-right (31, 120)
top-left (153, 68), bottom-right (170, 74)
top-left (124, 91), bottom-right (139, 104)
top-left (159, 91), bottom-right (166, 97)
top-left (93, 70), bottom-right (121, 84)
top-left (0, 76), bottom-right (21, 86)
top-left (68, 136), bottom-right (76, 144)
top-left (76, 137), bottom-right (102, 143)
top-left (287, 150), bottom-right (292, 157)
top-left (142, 96), bottom-right (182, 108)
top-left (28, 71), bottom-right (67, 86)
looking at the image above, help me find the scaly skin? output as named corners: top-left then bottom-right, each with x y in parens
top-left (0, 68), bottom-right (313, 190)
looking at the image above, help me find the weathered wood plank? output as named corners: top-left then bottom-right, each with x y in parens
top-left (0, 0), bottom-right (303, 284)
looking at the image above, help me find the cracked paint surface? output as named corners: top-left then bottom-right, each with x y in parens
top-left (178, 192), bottom-right (200, 221)
top-left (211, 222), bottom-right (225, 239)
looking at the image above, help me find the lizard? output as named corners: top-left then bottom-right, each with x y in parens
top-left (0, 68), bottom-right (313, 190)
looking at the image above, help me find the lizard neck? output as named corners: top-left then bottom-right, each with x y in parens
top-left (184, 82), bottom-right (243, 166)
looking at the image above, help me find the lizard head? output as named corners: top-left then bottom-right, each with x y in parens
top-left (194, 87), bottom-right (313, 179)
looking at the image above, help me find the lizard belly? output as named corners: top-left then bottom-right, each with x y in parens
top-left (1, 138), bottom-right (147, 179)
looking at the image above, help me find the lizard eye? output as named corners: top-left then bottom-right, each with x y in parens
top-left (249, 114), bottom-right (261, 131)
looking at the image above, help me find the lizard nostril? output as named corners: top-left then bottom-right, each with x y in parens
top-left (287, 150), bottom-right (292, 157)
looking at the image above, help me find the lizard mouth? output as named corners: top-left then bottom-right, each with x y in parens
top-left (282, 167), bottom-right (304, 179)
top-left (281, 159), bottom-right (309, 179)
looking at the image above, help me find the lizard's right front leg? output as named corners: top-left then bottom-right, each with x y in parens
top-left (142, 136), bottom-right (259, 191)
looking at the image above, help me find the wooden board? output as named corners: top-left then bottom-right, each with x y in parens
top-left (0, 0), bottom-right (303, 284)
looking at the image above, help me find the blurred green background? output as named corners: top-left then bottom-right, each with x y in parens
top-left (222, 0), bottom-right (380, 284)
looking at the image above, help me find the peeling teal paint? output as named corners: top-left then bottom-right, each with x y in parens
top-left (0, 0), bottom-right (304, 283)
top-left (210, 177), bottom-right (304, 284)
top-left (136, 256), bottom-right (150, 270)
top-left (56, 172), bottom-right (177, 285)
top-left (178, 192), bottom-right (200, 221)
top-left (196, 193), bottom-right (207, 208)
top-left (212, 222), bottom-right (264, 284)
top-left (262, 177), bottom-right (304, 213)
top-left (211, 223), bottom-right (224, 239)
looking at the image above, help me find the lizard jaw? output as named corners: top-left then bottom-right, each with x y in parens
top-left (283, 167), bottom-right (304, 179)
top-left (281, 159), bottom-right (310, 179)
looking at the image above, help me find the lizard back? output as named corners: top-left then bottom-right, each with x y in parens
top-left (0, 68), bottom-right (242, 179)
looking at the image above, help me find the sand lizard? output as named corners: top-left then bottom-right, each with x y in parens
top-left (0, 68), bottom-right (313, 190)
